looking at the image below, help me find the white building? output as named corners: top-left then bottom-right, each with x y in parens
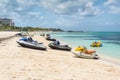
top-left (0, 18), bottom-right (15, 26)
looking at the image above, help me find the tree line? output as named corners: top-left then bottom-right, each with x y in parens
top-left (0, 25), bottom-right (63, 32)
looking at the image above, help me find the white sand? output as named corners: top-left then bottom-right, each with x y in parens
top-left (0, 31), bottom-right (19, 39)
top-left (0, 33), bottom-right (120, 80)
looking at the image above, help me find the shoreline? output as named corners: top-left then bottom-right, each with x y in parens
top-left (0, 32), bottom-right (120, 80)
top-left (100, 55), bottom-right (120, 67)
top-left (0, 35), bottom-right (16, 41)
top-left (39, 31), bottom-right (120, 68)
top-left (48, 33), bottom-right (120, 67)
top-left (0, 31), bottom-right (19, 41)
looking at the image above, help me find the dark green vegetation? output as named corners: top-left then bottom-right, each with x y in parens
top-left (0, 26), bottom-right (63, 31)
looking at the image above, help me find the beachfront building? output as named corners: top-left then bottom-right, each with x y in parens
top-left (0, 18), bottom-right (15, 27)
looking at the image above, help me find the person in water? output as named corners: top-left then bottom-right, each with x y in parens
top-left (93, 41), bottom-right (98, 45)
top-left (93, 41), bottom-right (97, 44)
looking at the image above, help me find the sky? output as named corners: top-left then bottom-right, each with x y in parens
top-left (0, 0), bottom-right (120, 31)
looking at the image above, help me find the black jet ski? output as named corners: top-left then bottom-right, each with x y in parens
top-left (46, 37), bottom-right (56, 41)
top-left (48, 42), bottom-right (71, 51)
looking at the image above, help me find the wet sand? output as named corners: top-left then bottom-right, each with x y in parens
top-left (0, 32), bottom-right (120, 80)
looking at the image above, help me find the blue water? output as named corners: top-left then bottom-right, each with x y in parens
top-left (49, 32), bottom-right (120, 60)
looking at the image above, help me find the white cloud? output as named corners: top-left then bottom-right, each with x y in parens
top-left (39, 0), bottom-right (102, 16)
top-left (28, 11), bottom-right (44, 20)
top-left (109, 6), bottom-right (120, 14)
top-left (80, 2), bottom-right (103, 16)
top-left (54, 15), bottom-right (83, 27)
top-left (104, 0), bottom-right (119, 6)
top-left (105, 21), bottom-right (114, 25)
top-left (0, 0), bottom-right (8, 4)
top-left (0, 0), bottom-right (108, 28)
top-left (7, 12), bottom-right (24, 26)
top-left (0, 0), bottom-right (103, 19)
top-left (16, 0), bottom-right (37, 6)
top-left (15, 0), bottom-right (38, 12)
top-left (52, 1), bottom-right (85, 14)
top-left (9, 12), bottom-right (21, 20)
top-left (104, 0), bottom-right (120, 14)
top-left (0, 0), bottom-right (8, 11)
top-left (15, 7), bottom-right (23, 11)
top-left (28, 12), bottom-right (41, 16)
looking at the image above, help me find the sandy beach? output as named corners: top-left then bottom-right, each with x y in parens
top-left (0, 31), bottom-right (19, 41)
top-left (0, 32), bottom-right (120, 80)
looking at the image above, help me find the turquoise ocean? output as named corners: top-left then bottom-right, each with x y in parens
top-left (49, 32), bottom-right (120, 62)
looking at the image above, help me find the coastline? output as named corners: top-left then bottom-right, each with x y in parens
top-left (0, 32), bottom-right (120, 80)
top-left (49, 32), bottom-right (120, 67)
top-left (0, 31), bottom-right (19, 41)
top-left (100, 55), bottom-right (120, 67)
top-left (60, 38), bottom-right (120, 67)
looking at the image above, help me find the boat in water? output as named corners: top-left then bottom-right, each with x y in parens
top-left (17, 38), bottom-right (47, 50)
top-left (48, 42), bottom-right (71, 51)
top-left (90, 41), bottom-right (102, 47)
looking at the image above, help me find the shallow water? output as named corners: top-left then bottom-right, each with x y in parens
top-left (49, 32), bottom-right (120, 60)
